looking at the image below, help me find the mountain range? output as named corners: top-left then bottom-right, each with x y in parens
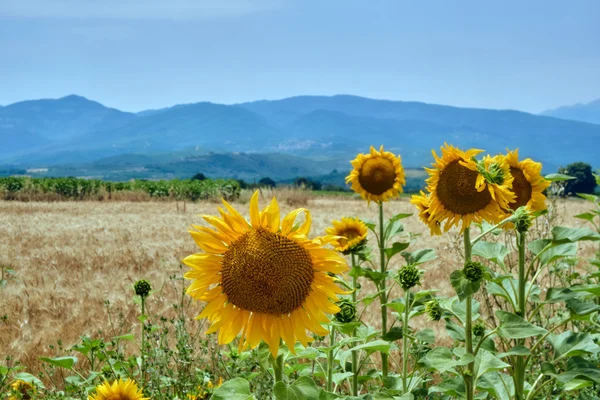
top-left (542, 98), bottom-right (600, 125)
top-left (1, 94), bottom-right (599, 181)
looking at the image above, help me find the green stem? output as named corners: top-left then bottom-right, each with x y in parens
top-left (140, 297), bottom-right (145, 388)
top-left (464, 228), bottom-right (474, 400)
top-left (274, 353), bottom-right (284, 383)
top-left (327, 327), bottom-right (336, 392)
top-left (351, 253), bottom-right (359, 396)
top-left (378, 202), bottom-right (389, 378)
top-left (516, 231), bottom-right (526, 400)
top-left (470, 216), bottom-right (513, 246)
top-left (402, 289), bottom-right (410, 394)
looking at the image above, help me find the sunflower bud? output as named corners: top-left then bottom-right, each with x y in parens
top-left (134, 279), bottom-right (152, 298)
top-left (473, 320), bottom-right (486, 337)
top-left (425, 299), bottom-right (443, 321)
top-left (463, 261), bottom-right (485, 283)
top-left (334, 298), bottom-right (356, 323)
top-left (512, 206), bottom-right (532, 233)
top-left (397, 264), bottom-right (421, 290)
top-left (475, 157), bottom-right (505, 185)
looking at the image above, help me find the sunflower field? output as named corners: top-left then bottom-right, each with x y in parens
top-left (2, 144), bottom-right (600, 400)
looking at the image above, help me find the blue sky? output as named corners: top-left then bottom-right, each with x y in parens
top-left (0, 0), bottom-right (598, 113)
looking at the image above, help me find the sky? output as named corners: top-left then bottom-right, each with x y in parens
top-left (0, 0), bottom-right (599, 113)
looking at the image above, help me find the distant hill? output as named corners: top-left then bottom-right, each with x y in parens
top-left (541, 99), bottom-right (600, 125)
top-left (2, 94), bottom-right (599, 175)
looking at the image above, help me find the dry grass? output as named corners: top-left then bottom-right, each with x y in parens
top-left (0, 195), bottom-right (594, 375)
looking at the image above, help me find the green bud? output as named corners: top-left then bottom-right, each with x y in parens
top-left (334, 298), bottom-right (357, 323)
top-left (463, 261), bottom-right (485, 283)
top-left (512, 206), bottom-right (532, 233)
top-left (473, 320), bottom-right (486, 337)
top-left (134, 279), bottom-right (152, 298)
top-left (474, 157), bottom-right (505, 185)
top-left (397, 264), bottom-right (421, 290)
top-left (425, 299), bottom-right (443, 321)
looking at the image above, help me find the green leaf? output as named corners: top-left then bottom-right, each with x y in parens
top-left (422, 347), bottom-right (473, 375)
top-left (496, 311), bottom-right (547, 339)
top-left (450, 270), bottom-right (481, 301)
top-left (112, 333), bottom-right (135, 342)
top-left (473, 349), bottom-right (510, 382)
top-left (544, 173), bottom-right (574, 181)
top-left (472, 241), bottom-right (509, 269)
top-left (401, 248), bottom-right (436, 266)
top-left (413, 289), bottom-right (438, 302)
top-left (384, 299), bottom-right (405, 313)
top-left (39, 356), bottom-right (78, 369)
top-left (577, 193), bottom-right (599, 202)
top-left (552, 226), bottom-right (600, 243)
top-left (416, 328), bottom-right (435, 344)
top-left (349, 340), bottom-right (393, 354)
top-left (545, 287), bottom-right (582, 303)
top-left (540, 243), bottom-right (577, 266)
top-left (332, 372), bottom-right (354, 386)
top-left (477, 372), bottom-right (514, 400)
top-left (381, 327), bottom-right (403, 342)
top-left (361, 290), bottom-right (384, 306)
top-left (574, 212), bottom-right (597, 223)
top-left (570, 284), bottom-right (600, 296)
top-left (384, 215), bottom-right (410, 241)
top-left (548, 331), bottom-right (600, 360)
top-left (566, 298), bottom-right (600, 317)
top-left (384, 242), bottom-right (410, 259)
top-left (274, 377), bottom-right (319, 400)
top-left (213, 378), bottom-right (255, 400)
top-left (497, 346), bottom-right (531, 358)
top-left (429, 376), bottom-right (466, 397)
top-left (556, 357), bottom-right (600, 384)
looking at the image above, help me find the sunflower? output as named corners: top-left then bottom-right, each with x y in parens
top-left (410, 191), bottom-right (442, 236)
top-left (88, 379), bottom-right (147, 400)
top-left (504, 149), bottom-right (549, 211)
top-left (325, 217), bottom-right (368, 254)
top-left (425, 143), bottom-right (515, 232)
top-left (184, 191), bottom-right (348, 358)
top-left (346, 145), bottom-right (406, 203)
top-left (9, 380), bottom-right (36, 400)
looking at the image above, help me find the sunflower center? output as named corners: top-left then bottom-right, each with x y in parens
top-left (221, 228), bottom-right (314, 315)
top-left (106, 396), bottom-right (129, 400)
top-left (358, 157), bottom-right (397, 195)
top-left (339, 228), bottom-right (362, 244)
top-left (436, 160), bottom-right (492, 215)
top-left (509, 167), bottom-right (532, 210)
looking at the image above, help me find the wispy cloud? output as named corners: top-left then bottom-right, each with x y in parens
top-left (0, 0), bottom-right (283, 19)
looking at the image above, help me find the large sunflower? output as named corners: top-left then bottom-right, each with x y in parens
top-left (410, 191), bottom-right (442, 236)
top-left (88, 379), bottom-right (147, 400)
top-left (184, 191), bottom-right (348, 357)
top-left (346, 145), bottom-right (406, 203)
top-left (325, 217), bottom-right (368, 254)
top-left (504, 149), bottom-right (549, 211)
top-left (425, 143), bottom-right (515, 232)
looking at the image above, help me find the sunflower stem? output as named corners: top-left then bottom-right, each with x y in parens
top-left (402, 288), bottom-right (410, 394)
top-left (273, 353), bottom-right (284, 383)
top-left (140, 297), bottom-right (145, 388)
top-left (351, 253), bottom-right (359, 396)
top-left (378, 202), bottom-right (389, 378)
top-left (463, 228), bottom-right (474, 400)
top-left (327, 326), bottom-right (336, 392)
top-left (515, 231), bottom-right (527, 400)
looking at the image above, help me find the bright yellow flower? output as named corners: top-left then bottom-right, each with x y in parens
top-left (346, 145), bottom-right (406, 203)
top-left (325, 217), bottom-right (368, 253)
top-left (184, 191), bottom-right (348, 358)
top-left (424, 143), bottom-right (515, 232)
top-left (410, 191), bottom-right (442, 236)
top-left (9, 380), bottom-right (36, 400)
top-left (88, 379), bottom-right (147, 400)
top-left (504, 149), bottom-right (549, 212)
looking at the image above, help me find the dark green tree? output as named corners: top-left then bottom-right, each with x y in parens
top-left (191, 172), bottom-right (206, 181)
top-left (259, 177), bottom-right (276, 188)
top-left (559, 162), bottom-right (597, 195)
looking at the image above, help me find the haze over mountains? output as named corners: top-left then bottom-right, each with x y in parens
top-left (1, 94), bottom-right (599, 181)
top-left (541, 98), bottom-right (600, 125)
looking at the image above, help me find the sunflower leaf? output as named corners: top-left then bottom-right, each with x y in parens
top-left (39, 356), bottom-right (77, 370)
top-left (544, 173), bottom-right (574, 182)
top-left (496, 311), bottom-right (547, 339)
top-left (450, 270), bottom-right (481, 301)
top-left (274, 376), bottom-right (319, 400)
top-left (213, 378), bottom-right (255, 400)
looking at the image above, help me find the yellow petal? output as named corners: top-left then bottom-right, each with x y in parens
top-left (249, 190), bottom-right (261, 228)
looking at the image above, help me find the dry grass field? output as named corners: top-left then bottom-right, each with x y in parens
top-left (0, 192), bottom-right (594, 375)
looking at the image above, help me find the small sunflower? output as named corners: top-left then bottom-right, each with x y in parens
top-left (425, 143), bottom-right (515, 232)
top-left (9, 380), bottom-right (36, 400)
top-left (325, 217), bottom-right (368, 254)
top-left (184, 191), bottom-right (348, 358)
top-left (504, 149), bottom-right (549, 212)
top-left (410, 191), bottom-right (442, 236)
top-left (88, 379), bottom-right (147, 400)
top-left (346, 145), bottom-right (406, 203)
